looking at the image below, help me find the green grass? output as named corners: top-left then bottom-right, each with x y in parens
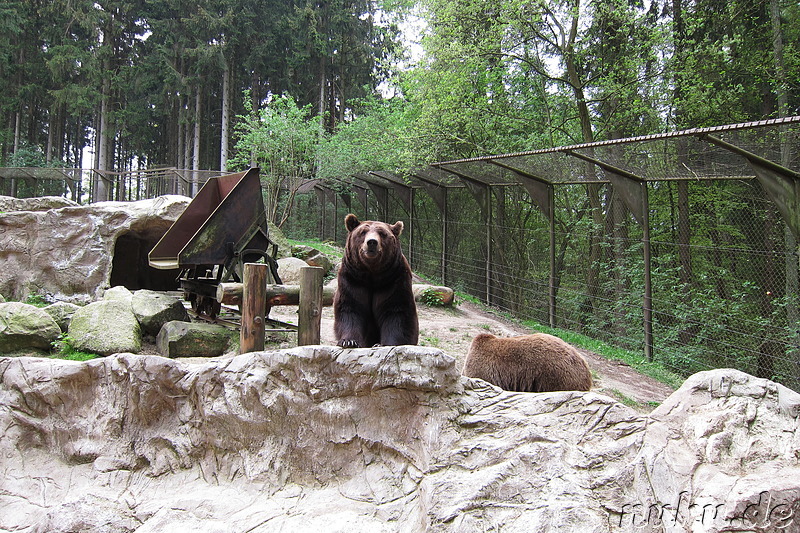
top-left (455, 291), bottom-right (481, 305)
top-left (608, 388), bottom-right (641, 408)
top-left (51, 333), bottom-right (100, 361)
top-left (420, 334), bottom-right (441, 347)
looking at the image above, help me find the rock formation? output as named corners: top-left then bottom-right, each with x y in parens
top-left (131, 289), bottom-right (190, 336)
top-left (0, 346), bottom-right (797, 532)
top-left (67, 299), bottom-right (142, 355)
top-left (156, 321), bottom-right (234, 358)
top-left (0, 302), bottom-right (61, 354)
top-left (0, 195), bottom-right (190, 302)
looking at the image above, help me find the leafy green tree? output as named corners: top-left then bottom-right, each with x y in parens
top-left (230, 93), bottom-right (319, 227)
top-left (317, 95), bottom-right (423, 182)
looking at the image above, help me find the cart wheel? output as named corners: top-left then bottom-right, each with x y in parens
top-left (195, 295), bottom-right (221, 319)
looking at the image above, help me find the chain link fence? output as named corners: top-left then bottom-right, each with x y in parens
top-left (284, 178), bottom-right (799, 391)
top-left (3, 121), bottom-right (797, 392)
top-left (283, 120), bottom-right (800, 392)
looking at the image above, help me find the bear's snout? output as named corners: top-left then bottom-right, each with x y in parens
top-left (361, 230), bottom-right (383, 258)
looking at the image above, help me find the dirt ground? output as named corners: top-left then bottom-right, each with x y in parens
top-left (268, 299), bottom-right (675, 413)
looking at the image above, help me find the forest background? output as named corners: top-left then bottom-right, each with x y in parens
top-left (2, 0), bottom-right (800, 387)
top-left (2, 0), bottom-right (797, 184)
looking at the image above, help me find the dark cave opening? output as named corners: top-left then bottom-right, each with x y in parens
top-left (110, 231), bottom-right (181, 291)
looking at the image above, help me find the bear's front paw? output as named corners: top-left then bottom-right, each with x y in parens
top-left (338, 339), bottom-right (359, 348)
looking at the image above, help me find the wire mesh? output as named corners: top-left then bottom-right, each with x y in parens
top-left (287, 166), bottom-right (800, 393)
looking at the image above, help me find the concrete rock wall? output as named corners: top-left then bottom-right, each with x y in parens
top-left (1, 347), bottom-right (798, 532)
top-left (0, 195), bottom-right (190, 302)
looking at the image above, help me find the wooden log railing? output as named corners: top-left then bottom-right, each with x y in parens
top-left (238, 264), bottom-right (330, 353)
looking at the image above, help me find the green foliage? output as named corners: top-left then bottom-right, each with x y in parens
top-left (24, 294), bottom-right (50, 308)
top-left (231, 93), bottom-right (320, 226)
top-left (287, 238), bottom-right (343, 261)
top-left (8, 143), bottom-right (48, 168)
top-left (419, 287), bottom-right (450, 307)
top-left (51, 333), bottom-right (99, 361)
top-left (317, 95), bottom-right (424, 183)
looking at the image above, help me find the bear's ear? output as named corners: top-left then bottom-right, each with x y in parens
top-left (345, 214), bottom-right (361, 232)
top-left (390, 221), bottom-right (404, 237)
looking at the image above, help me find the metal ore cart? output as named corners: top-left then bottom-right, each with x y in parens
top-left (148, 168), bottom-right (282, 318)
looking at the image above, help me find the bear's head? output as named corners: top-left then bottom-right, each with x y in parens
top-left (344, 213), bottom-right (404, 268)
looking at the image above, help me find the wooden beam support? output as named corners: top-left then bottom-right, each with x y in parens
top-left (298, 266), bottom-right (324, 346)
top-left (240, 263), bottom-right (268, 354)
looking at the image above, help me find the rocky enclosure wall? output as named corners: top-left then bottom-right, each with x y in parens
top-left (0, 195), bottom-right (189, 302)
top-left (1, 346), bottom-right (799, 532)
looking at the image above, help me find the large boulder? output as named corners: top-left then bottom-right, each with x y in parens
top-left (0, 195), bottom-right (190, 302)
top-left (42, 301), bottom-right (81, 332)
top-left (156, 321), bottom-right (232, 358)
top-left (268, 221), bottom-right (291, 259)
top-left (102, 285), bottom-right (134, 304)
top-left (0, 349), bottom-right (798, 532)
top-left (132, 290), bottom-right (189, 336)
top-left (67, 300), bottom-right (142, 355)
top-left (413, 284), bottom-right (455, 306)
top-left (276, 256), bottom-right (312, 284)
top-left (0, 302), bottom-right (61, 353)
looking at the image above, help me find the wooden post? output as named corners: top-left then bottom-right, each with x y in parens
top-left (240, 263), bottom-right (268, 354)
top-left (298, 266), bottom-right (324, 346)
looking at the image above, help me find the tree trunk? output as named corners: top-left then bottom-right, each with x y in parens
top-left (13, 110), bottom-right (21, 154)
top-left (318, 55), bottom-right (326, 128)
top-left (96, 72), bottom-right (111, 201)
top-left (46, 105), bottom-right (55, 164)
top-left (220, 57), bottom-right (230, 172)
top-left (192, 86), bottom-right (201, 196)
top-left (562, 1), bottom-right (602, 326)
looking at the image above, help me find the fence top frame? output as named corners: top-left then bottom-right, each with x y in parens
top-left (310, 116), bottom-right (800, 206)
top-left (424, 116), bottom-right (800, 187)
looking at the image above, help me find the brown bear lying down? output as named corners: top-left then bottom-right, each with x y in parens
top-left (463, 332), bottom-right (592, 392)
top-left (333, 214), bottom-right (419, 348)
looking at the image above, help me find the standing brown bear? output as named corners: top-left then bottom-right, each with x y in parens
top-left (463, 332), bottom-right (592, 392)
top-left (334, 214), bottom-right (419, 348)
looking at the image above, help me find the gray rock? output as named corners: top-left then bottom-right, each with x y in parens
top-left (413, 284), bottom-right (455, 306)
top-left (68, 300), bottom-right (141, 355)
top-left (0, 293), bottom-right (5, 303)
top-left (276, 256), bottom-right (311, 284)
top-left (155, 321), bottom-right (232, 358)
top-left (132, 290), bottom-right (189, 336)
top-left (268, 220), bottom-right (291, 259)
top-left (102, 285), bottom-right (133, 304)
top-left (292, 244), bottom-right (333, 273)
top-left (0, 301), bottom-right (61, 353)
top-left (42, 301), bottom-right (81, 331)
top-left (0, 351), bottom-right (798, 532)
top-left (0, 195), bottom-right (190, 301)
top-left (0, 195), bottom-right (79, 212)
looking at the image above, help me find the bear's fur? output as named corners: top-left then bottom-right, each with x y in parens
top-left (463, 332), bottom-right (592, 392)
top-left (333, 213), bottom-right (419, 348)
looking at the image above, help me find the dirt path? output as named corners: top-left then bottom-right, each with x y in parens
top-left (269, 299), bottom-right (675, 412)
